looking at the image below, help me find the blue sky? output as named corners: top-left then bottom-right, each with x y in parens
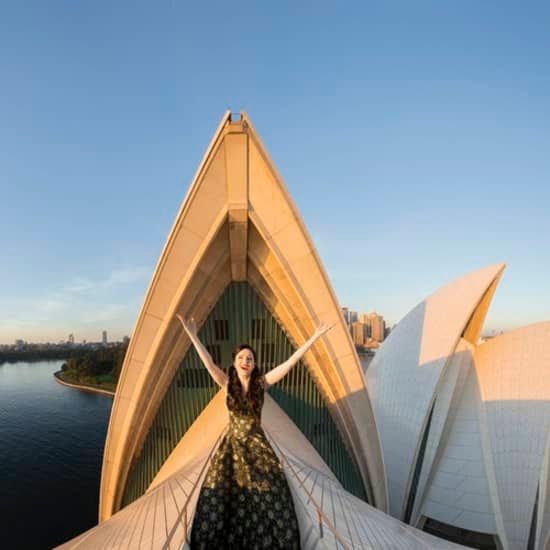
top-left (1, 2), bottom-right (549, 343)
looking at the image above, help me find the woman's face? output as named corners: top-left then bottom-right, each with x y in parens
top-left (234, 348), bottom-right (255, 378)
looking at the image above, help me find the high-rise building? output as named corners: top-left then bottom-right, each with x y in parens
top-left (352, 321), bottom-right (366, 346)
top-left (68, 333), bottom-right (75, 345)
top-left (369, 312), bottom-right (386, 342)
top-left (102, 331), bottom-right (108, 345)
top-left (341, 307), bottom-right (351, 325)
top-left (359, 313), bottom-right (373, 337)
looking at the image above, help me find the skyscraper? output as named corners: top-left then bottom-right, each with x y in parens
top-left (341, 306), bottom-right (350, 325)
top-left (369, 312), bottom-right (386, 342)
top-left (359, 313), bottom-right (373, 337)
top-left (352, 321), bottom-right (366, 346)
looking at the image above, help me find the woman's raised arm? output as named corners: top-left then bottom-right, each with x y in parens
top-left (176, 314), bottom-right (228, 388)
top-left (263, 322), bottom-right (335, 388)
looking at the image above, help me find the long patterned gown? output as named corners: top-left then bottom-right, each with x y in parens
top-left (190, 368), bottom-right (301, 549)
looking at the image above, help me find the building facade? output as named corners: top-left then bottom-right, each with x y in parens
top-left (368, 312), bottom-right (385, 342)
top-left (352, 320), bottom-right (366, 346)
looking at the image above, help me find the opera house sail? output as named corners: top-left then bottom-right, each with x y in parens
top-left (366, 265), bottom-right (550, 550)
top-left (57, 112), bottom-right (469, 549)
top-left (97, 110), bottom-right (385, 517)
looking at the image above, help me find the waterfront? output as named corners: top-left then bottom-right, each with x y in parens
top-left (0, 360), bottom-right (112, 549)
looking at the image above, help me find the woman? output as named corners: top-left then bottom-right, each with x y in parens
top-left (175, 314), bottom-right (334, 549)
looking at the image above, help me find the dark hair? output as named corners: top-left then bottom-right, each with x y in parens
top-left (230, 344), bottom-right (263, 410)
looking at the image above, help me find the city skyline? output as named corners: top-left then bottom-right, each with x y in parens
top-left (2, 307), bottom-right (385, 346)
top-left (2, 3), bottom-right (550, 344)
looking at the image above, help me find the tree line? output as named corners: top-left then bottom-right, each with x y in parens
top-left (59, 344), bottom-right (128, 389)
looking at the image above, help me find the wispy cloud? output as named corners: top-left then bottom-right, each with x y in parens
top-left (60, 267), bottom-right (150, 295)
top-left (102, 267), bottom-right (150, 288)
top-left (80, 303), bottom-right (130, 324)
top-left (33, 298), bottom-right (69, 313)
top-left (0, 318), bottom-right (37, 327)
top-left (63, 278), bottom-right (95, 294)
top-left (0, 266), bottom-right (151, 336)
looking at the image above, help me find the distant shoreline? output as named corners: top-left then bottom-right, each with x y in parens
top-left (53, 371), bottom-right (115, 397)
top-left (1, 356), bottom-right (69, 366)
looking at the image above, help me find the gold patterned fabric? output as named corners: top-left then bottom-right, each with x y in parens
top-left (190, 368), bottom-right (301, 549)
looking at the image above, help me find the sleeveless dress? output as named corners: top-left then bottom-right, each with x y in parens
top-left (190, 368), bottom-right (301, 549)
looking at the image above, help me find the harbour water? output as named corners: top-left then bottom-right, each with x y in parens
top-left (1, 356), bottom-right (374, 549)
top-left (0, 360), bottom-right (112, 549)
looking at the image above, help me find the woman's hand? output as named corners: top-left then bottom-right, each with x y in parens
top-left (264, 321), bottom-right (337, 388)
top-left (175, 314), bottom-right (227, 388)
top-left (313, 321), bottom-right (336, 339)
top-left (176, 314), bottom-right (198, 336)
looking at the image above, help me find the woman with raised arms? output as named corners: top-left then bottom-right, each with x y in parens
top-left (176, 314), bottom-right (334, 549)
